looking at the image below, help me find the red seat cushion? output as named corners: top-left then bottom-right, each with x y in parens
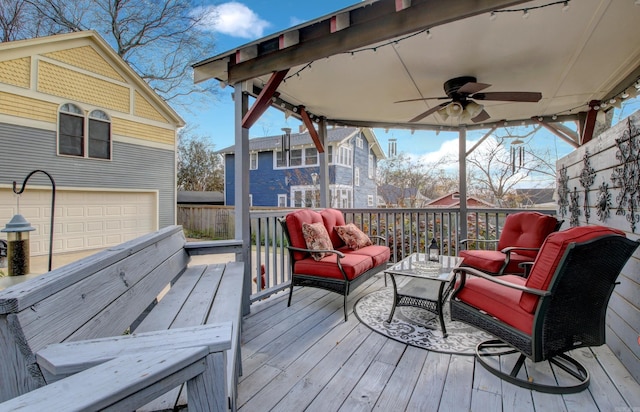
top-left (459, 250), bottom-right (510, 274)
top-left (455, 275), bottom-right (534, 335)
top-left (294, 252), bottom-right (374, 281)
top-left (519, 225), bottom-right (626, 313)
top-left (344, 245), bottom-right (391, 267)
top-left (497, 212), bottom-right (559, 259)
top-left (320, 208), bottom-right (346, 249)
top-left (459, 249), bottom-right (537, 274)
top-left (286, 209), bottom-right (323, 261)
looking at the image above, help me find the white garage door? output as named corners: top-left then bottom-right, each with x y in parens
top-left (0, 188), bottom-right (157, 256)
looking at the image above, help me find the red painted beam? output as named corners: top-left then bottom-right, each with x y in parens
top-left (299, 107), bottom-right (324, 153)
top-left (581, 100), bottom-right (599, 145)
top-left (242, 70), bottom-right (289, 129)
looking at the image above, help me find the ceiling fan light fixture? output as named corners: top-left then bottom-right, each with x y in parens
top-left (465, 101), bottom-right (484, 118)
top-left (446, 102), bottom-right (463, 116)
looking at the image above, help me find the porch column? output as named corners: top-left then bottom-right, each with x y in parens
top-left (234, 83), bottom-right (251, 316)
top-left (318, 118), bottom-right (329, 208)
top-left (459, 128), bottom-right (468, 247)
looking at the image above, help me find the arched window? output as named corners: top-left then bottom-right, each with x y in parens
top-left (58, 103), bottom-right (84, 156)
top-left (88, 110), bottom-right (111, 159)
top-left (57, 105), bottom-right (112, 160)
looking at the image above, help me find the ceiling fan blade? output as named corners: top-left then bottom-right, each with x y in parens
top-left (471, 91), bottom-right (542, 102)
top-left (458, 82), bottom-right (491, 94)
top-left (471, 110), bottom-right (491, 123)
top-left (409, 102), bottom-right (448, 122)
top-left (395, 96), bottom-right (448, 103)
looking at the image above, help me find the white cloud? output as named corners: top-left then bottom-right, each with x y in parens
top-left (193, 2), bottom-right (270, 39)
top-left (414, 138), bottom-right (481, 170)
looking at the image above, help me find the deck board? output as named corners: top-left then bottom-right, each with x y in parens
top-left (238, 273), bottom-right (640, 411)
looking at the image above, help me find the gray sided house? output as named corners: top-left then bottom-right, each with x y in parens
top-left (0, 31), bottom-right (184, 257)
top-left (218, 127), bottom-right (385, 208)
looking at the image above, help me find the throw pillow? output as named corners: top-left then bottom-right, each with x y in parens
top-left (334, 223), bottom-right (372, 250)
top-left (302, 222), bottom-right (333, 261)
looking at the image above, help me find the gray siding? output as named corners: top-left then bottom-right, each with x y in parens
top-left (0, 122), bottom-right (175, 227)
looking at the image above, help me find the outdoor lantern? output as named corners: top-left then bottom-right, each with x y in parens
top-left (1, 214), bottom-right (35, 276)
top-left (429, 238), bottom-right (439, 261)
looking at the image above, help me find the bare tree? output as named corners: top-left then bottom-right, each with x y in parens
top-left (9, 0), bottom-right (217, 106)
top-left (376, 153), bottom-right (455, 207)
top-left (177, 128), bottom-right (223, 192)
top-left (466, 126), bottom-right (556, 206)
top-left (0, 0), bottom-right (29, 41)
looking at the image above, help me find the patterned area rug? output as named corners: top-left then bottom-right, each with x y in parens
top-left (354, 288), bottom-right (494, 355)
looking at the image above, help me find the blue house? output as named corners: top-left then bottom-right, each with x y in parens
top-left (218, 127), bottom-right (385, 208)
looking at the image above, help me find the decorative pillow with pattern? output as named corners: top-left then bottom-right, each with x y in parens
top-left (302, 222), bottom-right (333, 261)
top-left (334, 223), bottom-right (372, 250)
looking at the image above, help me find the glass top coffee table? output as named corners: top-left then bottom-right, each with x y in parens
top-left (384, 253), bottom-right (463, 338)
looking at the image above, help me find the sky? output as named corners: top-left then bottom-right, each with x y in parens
top-left (181, 1), bottom-right (640, 188)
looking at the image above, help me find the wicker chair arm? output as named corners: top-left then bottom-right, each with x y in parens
top-left (500, 246), bottom-right (540, 254)
top-left (370, 235), bottom-right (387, 244)
top-left (285, 245), bottom-right (345, 258)
top-left (453, 266), bottom-right (550, 296)
top-left (460, 238), bottom-right (499, 246)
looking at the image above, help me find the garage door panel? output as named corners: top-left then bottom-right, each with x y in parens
top-left (0, 189), bottom-right (157, 255)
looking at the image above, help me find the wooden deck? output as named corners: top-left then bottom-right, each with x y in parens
top-left (238, 272), bottom-right (640, 411)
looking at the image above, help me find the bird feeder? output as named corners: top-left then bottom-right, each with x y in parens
top-left (1, 214), bottom-right (35, 276)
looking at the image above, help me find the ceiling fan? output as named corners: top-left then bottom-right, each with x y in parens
top-left (395, 76), bottom-right (542, 123)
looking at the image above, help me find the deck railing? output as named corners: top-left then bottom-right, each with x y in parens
top-left (242, 207), bottom-right (556, 303)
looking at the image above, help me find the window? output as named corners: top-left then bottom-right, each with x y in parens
top-left (355, 167), bottom-right (360, 186)
top-left (305, 147), bottom-right (318, 165)
top-left (88, 110), bottom-right (111, 159)
top-left (275, 146), bottom-right (319, 168)
top-left (335, 145), bottom-right (352, 167)
top-left (248, 194), bottom-right (253, 206)
top-left (58, 104), bottom-right (111, 160)
top-left (250, 152), bottom-right (258, 170)
top-left (291, 186), bottom-right (319, 208)
top-left (59, 103), bottom-right (84, 156)
top-left (330, 186), bottom-right (352, 208)
top-left (289, 149), bottom-right (302, 166)
top-left (368, 195), bottom-right (374, 207)
top-left (327, 145), bottom-right (333, 164)
top-left (368, 154), bottom-right (374, 178)
top-left (278, 194), bottom-right (287, 207)
top-left (356, 136), bottom-right (363, 149)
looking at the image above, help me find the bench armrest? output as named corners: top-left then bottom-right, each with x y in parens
top-left (37, 323), bottom-right (232, 378)
top-left (185, 240), bottom-right (243, 256)
top-left (2, 347), bottom-right (225, 412)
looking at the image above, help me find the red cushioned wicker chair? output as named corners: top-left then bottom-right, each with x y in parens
top-left (459, 211), bottom-right (562, 276)
top-left (451, 226), bottom-right (639, 393)
top-left (280, 208), bottom-right (390, 321)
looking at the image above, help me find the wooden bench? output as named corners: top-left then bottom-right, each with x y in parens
top-left (0, 225), bottom-right (244, 411)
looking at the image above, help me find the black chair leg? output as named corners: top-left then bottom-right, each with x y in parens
top-left (287, 283), bottom-right (294, 307)
top-left (476, 339), bottom-right (590, 394)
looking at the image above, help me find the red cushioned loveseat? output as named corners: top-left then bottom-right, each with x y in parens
top-left (280, 208), bottom-right (390, 320)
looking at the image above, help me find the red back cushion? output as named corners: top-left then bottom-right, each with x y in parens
top-left (320, 208), bottom-right (346, 248)
top-left (519, 225), bottom-right (625, 313)
top-left (497, 212), bottom-right (559, 258)
top-left (286, 209), bottom-right (323, 261)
